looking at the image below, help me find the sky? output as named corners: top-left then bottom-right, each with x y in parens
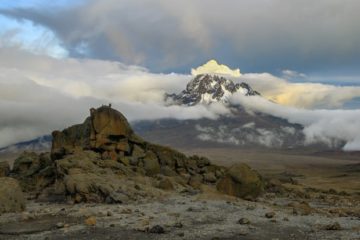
top-left (0, 0), bottom-right (360, 149)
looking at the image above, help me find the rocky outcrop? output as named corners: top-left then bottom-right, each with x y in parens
top-left (51, 106), bottom-right (140, 161)
top-left (46, 106), bottom-right (227, 203)
top-left (217, 163), bottom-right (264, 199)
top-left (11, 106), bottom-right (264, 203)
top-left (0, 177), bottom-right (26, 214)
top-left (0, 161), bottom-right (10, 177)
top-left (12, 152), bottom-right (55, 192)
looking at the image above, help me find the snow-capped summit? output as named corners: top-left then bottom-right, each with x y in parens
top-left (166, 73), bottom-right (260, 106)
top-left (191, 59), bottom-right (241, 77)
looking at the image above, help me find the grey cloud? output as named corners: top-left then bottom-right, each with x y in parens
top-left (1, 0), bottom-right (360, 73)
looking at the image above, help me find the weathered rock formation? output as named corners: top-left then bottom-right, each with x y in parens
top-left (10, 106), bottom-right (264, 203)
top-left (12, 151), bottom-right (55, 192)
top-left (0, 177), bottom-right (26, 214)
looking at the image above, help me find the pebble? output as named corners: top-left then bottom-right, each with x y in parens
top-left (238, 229), bottom-right (249, 236)
top-left (174, 222), bottom-right (183, 228)
top-left (84, 216), bottom-right (96, 226)
top-left (56, 222), bottom-right (65, 228)
top-left (325, 222), bottom-right (341, 230)
top-left (238, 218), bottom-right (250, 225)
top-left (149, 225), bottom-right (165, 234)
top-left (265, 212), bottom-right (275, 218)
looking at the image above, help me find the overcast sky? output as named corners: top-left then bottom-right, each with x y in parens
top-left (0, 1), bottom-right (360, 149)
top-left (1, 0), bottom-right (360, 79)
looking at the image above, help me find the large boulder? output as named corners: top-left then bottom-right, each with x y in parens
top-left (0, 177), bottom-right (26, 214)
top-left (0, 161), bottom-right (10, 177)
top-left (12, 152), bottom-right (55, 192)
top-left (89, 106), bottom-right (134, 149)
top-left (51, 106), bottom-right (143, 161)
top-left (51, 118), bottom-right (92, 160)
top-left (142, 151), bottom-right (161, 176)
top-left (217, 163), bottom-right (264, 199)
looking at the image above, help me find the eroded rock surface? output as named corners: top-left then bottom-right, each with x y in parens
top-left (0, 161), bottom-right (10, 177)
top-left (13, 106), bottom-right (238, 203)
top-left (0, 177), bottom-right (26, 214)
top-left (217, 163), bottom-right (264, 199)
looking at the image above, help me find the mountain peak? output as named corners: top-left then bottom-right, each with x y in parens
top-left (166, 74), bottom-right (260, 106)
top-left (191, 59), bottom-right (241, 77)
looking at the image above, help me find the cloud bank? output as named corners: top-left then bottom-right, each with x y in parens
top-left (0, 47), bottom-right (360, 151)
top-left (230, 94), bottom-right (360, 151)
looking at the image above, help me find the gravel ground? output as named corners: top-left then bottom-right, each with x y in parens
top-left (0, 190), bottom-right (359, 240)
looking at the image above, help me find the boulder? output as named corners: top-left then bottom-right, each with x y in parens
top-left (51, 106), bottom-right (142, 160)
top-left (143, 151), bottom-right (160, 176)
top-left (0, 177), bottom-right (26, 214)
top-left (217, 163), bottom-right (264, 199)
top-left (203, 172), bottom-right (217, 183)
top-left (12, 151), bottom-right (39, 176)
top-left (51, 118), bottom-right (92, 160)
top-left (0, 161), bottom-right (10, 177)
top-left (89, 106), bottom-right (133, 149)
top-left (12, 152), bottom-right (55, 192)
top-left (158, 178), bottom-right (174, 191)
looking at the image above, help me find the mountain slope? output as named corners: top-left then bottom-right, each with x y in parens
top-left (165, 74), bottom-right (259, 106)
top-left (134, 73), bottom-right (331, 149)
top-left (0, 135), bottom-right (52, 154)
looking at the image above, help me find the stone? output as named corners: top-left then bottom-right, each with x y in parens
top-left (217, 163), bottom-right (264, 199)
top-left (143, 151), bottom-right (160, 176)
top-left (51, 106), bottom-right (139, 160)
top-left (289, 201), bottom-right (315, 216)
top-left (116, 140), bottom-right (130, 153)
top-left (265, 212), bottom-right (275, 218)
top-left (238, 218), bottom-right (250, 225)
top-left (204, 172), bottom-right (217, 183)
top-left (158, 178), bottom-right (174, 191)
top-left (25, 106), bottom-right (226, 203)
top-left (129, 157), bottom-right (139, 166)
top-left (84, 216), bottom-right (96, 226)
top-left (90, 106), bottom-right (133, 149)
top-left (12, 151), bottom-right (39, 176)
top-left (0, 177), bottom-right (26, 214)
top-left (51, 118), bottom-right (92, 160)
top-left (132, 144), bottom-right (146, 158)
top-left (119, 156), bottom-right (130, 166)
top-left (161, 166), bottom-right (178, 176)
top-left (188, 175), bottom-right (203, 189)
top-left (56, 222), bottom-right (65, 228)
top-left (325, 222), bottom-right (341, 230)
top-left (149, 225), bottom-right (165, 234)
top-left (0, 161), bottom-right (10, 177)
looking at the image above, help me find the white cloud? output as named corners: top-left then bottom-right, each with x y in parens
top-left (1, 48), bottom-right (360, 151)
top-left (230, 94), bottom-right (360, 151)
top-left (235, 73), bottom-right (360, 109)
top-left (282, 69), bottom-right (307, 79)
